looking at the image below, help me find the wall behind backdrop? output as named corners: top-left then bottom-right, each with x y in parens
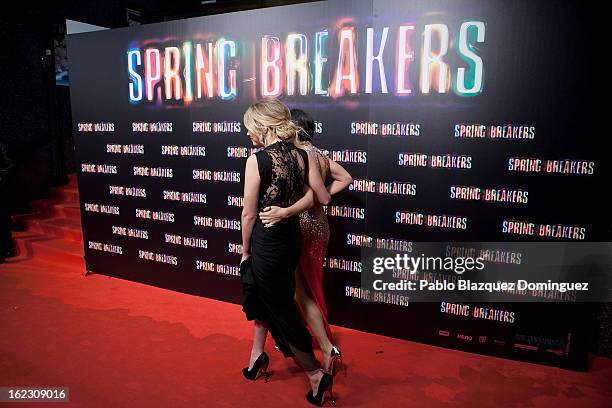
top-left (67, 0), bottom-right (605, 370)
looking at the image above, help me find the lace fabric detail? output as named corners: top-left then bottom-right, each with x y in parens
top-left (255, 141), bottom-right (308, 212)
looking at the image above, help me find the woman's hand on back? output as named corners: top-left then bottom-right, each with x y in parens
top-left (259, 206), bottom-right (288, 227)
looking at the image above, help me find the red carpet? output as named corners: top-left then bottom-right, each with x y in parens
top-left (1, 174), bottom-right (612, 407)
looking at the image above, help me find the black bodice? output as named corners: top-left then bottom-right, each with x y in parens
top-left (255, 141), bottom-right (309, 212)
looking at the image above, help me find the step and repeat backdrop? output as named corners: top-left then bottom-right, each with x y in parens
top-left (67, 0), bottom-right (603, 369)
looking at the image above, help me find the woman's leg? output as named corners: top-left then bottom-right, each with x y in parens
top-left (249, 319), bottom-right (268, 370)
top-left (295, 269), bottom-right (333, 362)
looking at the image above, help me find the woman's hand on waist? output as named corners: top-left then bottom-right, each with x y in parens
top-left (259, 206), bottom-right (288, 227)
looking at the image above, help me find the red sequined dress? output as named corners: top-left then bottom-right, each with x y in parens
top-left (297, 143), bottom-right (333, 342)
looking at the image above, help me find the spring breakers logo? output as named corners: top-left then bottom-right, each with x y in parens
top-left (125, 20), bottom-right (485, 104)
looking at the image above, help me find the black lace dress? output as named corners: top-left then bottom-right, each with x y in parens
top-left (240, 140), bottom-right (320, 371)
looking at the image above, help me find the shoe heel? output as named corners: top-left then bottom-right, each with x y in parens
top-left (263, 361), bottom-right (270, 383)
top-left (327, 385), bottom-right (336, 406)
top-left (330, 358), bottom-right (337, 376)
top-left (330, 356), bottom-right (346, 378)
top-left (339, 357), bottom-right (347, 377)
top-left (258, 361), bottom-right (270, 382)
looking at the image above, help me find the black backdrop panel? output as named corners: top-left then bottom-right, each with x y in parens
top-left (67, 0), bottom-right (603, 369)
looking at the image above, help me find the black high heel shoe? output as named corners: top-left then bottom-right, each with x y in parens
top-left (242, 352), bottom-right (270, 382)
top-left (306, 372), bottom-right (335, 406)
top-left (326, 345), bottom-right (346, 377)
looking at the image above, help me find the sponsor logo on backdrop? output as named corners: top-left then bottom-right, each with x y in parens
top-left (77, 122), bottom-right (115, 132)
top-left (107, 144), bottom-right (145, 154)
top-left (514, 333), bottom-right (567, 355)
top-left (193, 169), bottom-right (241, 182)
top-left (508, 157), bottom-right (595, 175)
top-left (161, 145), bottom-right (206, 156)
top-left (163, 190), bottom-right (207, 203)
top-left (81, 163), bottom-right (117, 174)
top-left (450, 185), bottom-right (528, 204)
top-left (351, 121), bottom-right (420, 136)
top-left (501, 220), bottom-right (586, 240)
top-left (445, 244), bottom-right (522, 265)
top-left (132, 122), bottom-right (173, 132)
top-left (399, 153), bottom-right (471, 169)
top-left (112, 225), bottom-right (149, 239)
top-left (139, 250), bottom-right (178, 265)
top-left (194, 216), bottom-right (241, 230)
top-left (88, 241), bottom-right (123, 254)
top-left (133, 166), bottom-right (173, 177)
top-left (84, 203), bottom-right (120, 215)
top-left (164, 234), bottom-right (208, 249)
top-left (396, 211), bottom-right (468, 230)
top-left (440, 301), bottom-right (515, 323)
top-left (349, 179), bottom-right (416, 196)
top-left (135, 208), bottom-right (175, 222)
top-left (196, 260), bottom-right (240, 276)
top-left (193, 121), bottom-right (241, 133)
top-left (454, 124), bottom-right (535, 139)
top-left (344, 285), bottom-right (410, 306)
top-left (346, 233), bottom-right (412, 251)
top-left (109, 185), bottom-right (147, 197)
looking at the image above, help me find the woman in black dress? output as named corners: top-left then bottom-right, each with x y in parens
top-left (240, 98), bottom-right (334, 406)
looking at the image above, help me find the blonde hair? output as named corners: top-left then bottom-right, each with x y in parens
top-left (243, 98), bottom-right (299, 145)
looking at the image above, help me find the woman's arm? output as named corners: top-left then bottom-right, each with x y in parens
top-left (241, 155), bottom-right (260, 262)
top-left (307, 151), bottom-right (331, 205)
top-left (259, 185), bottom-right (314, 226)
top-left (326, 159), bottom-right (353, 195)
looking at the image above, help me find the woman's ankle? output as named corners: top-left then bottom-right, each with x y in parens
top-left (249, 348), bottom-right (264, 369)
top-left (320, 341), bottom-right (333, 355)
top-left (307, 368), bottom-right (324, 390)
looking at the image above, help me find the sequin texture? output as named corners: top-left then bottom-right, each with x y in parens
top-left (297, 143), bottom-right (333, 335)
